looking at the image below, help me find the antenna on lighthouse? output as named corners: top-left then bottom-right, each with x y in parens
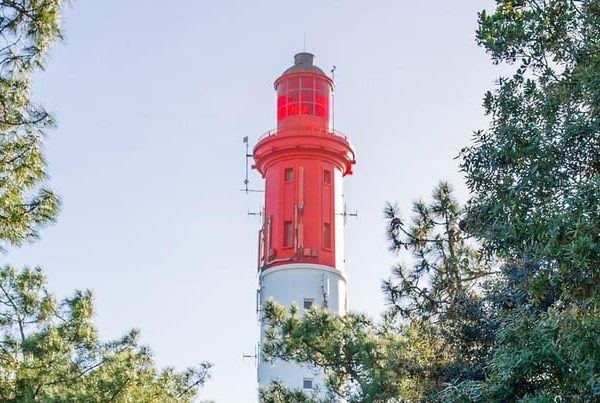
top-left (242, 344), bottom-right (258, 367)
top-left (247, 208), bottom-right (263, 221)
top-left (337, 201), bottom-right (358, 225)
top-left (331, 65), bottom-right (336, 131)
top-left (242, 136), bottom-right (264, 194)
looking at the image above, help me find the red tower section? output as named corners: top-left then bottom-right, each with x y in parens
top-left (253, 53), bottom-right (356, 270)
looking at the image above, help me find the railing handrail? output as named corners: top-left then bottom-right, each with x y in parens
top-left (257, 126), bottom-right (348, 143)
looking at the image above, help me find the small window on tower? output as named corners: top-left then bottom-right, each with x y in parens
top-left (324, 223), bottom-right (331, 249)
top-left (284, 221), bottom-right (293, 247)
top-left (303, 378), bottom-right (313, 390)
top-left (303, 298), bottom-right (314, 309)
top-left (323, 169), bottom-right (331, 184)
top-left (284, 168), bottom-right (294, 182)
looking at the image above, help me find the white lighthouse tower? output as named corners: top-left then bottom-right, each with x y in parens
top-left (252, 52), bottom-right (356, 395)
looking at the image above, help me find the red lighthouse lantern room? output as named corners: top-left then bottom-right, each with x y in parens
top-left (253, 53), bottom-right (356, 271)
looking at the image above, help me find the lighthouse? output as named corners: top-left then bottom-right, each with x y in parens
top-left (253, 52), bottom-right (356, 394)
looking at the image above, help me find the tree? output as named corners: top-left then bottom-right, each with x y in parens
top-left (0, 0), bottom-right (67, 250)
top-left (462, 0), bottom-right (600, 303)
top-left (0, 265), bottom-right (211, 402)
top-left (443, 1), bottom-right (600, 400)
top-left (383, 182), bottom-right (488, 321)
top-left (384, 182), bottom-right (501, 390)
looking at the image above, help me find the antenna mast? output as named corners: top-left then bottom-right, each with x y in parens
top-left (331, 65), bottom-right (336, 131)
top-left (242, 136), bottom-right (264, 194)
top-left (337, 201), bottom-right (358, 225)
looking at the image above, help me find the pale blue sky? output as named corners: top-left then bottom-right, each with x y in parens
top-left (5, 1), bottom-right (506, 401)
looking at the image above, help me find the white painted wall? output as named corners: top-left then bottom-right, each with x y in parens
top-left (334, 168), bottom-right (345, 271)
top-left (258, 264), bottom-right (347, 397)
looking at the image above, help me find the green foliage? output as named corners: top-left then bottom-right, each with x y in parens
top-left (383, 182), bottom-right (497, 391)
top-left (262, 300), bottom-right (452, 402)
top-left (0, 265), bottom-right (211, 402)
top-left (0, 0), bottom-right (66, 250)
top-left (383, 182), bottom-right (488, 320)
top-left (439, 303), bottom-right (600, 402)
top-left (464, 0), bottom-right (600, 302)
top-left (453, 0), bottom-right (600, 401)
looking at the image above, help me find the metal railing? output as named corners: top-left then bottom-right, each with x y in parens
top-left (257, 126), bottom-right (349, 143)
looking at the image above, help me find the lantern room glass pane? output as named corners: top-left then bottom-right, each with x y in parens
top-left (276, 81), bottom-right (288, 120)
top-left (288, 77), bottom-right (299, 89)
top-left (300, 89), bottom-right (313, 104)
top-left (287, 103), bottom-right (299, 115)
top-left (301, 77), bottom-right (313, 93)
top-left (301, 103), bottom-right (314, 115)
top-left (314, 79), bottom-right (327, 95)
top-left (277, 76), bottom-right (331, 121)
top-left (277, 105), bottom-right (286, 120)
top-left (315, 104), bottom-right (326, 118)
top-left (288, 89), bottom-right (300, 104)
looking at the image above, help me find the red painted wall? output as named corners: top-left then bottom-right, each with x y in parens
top-left (262, 158), bottom-right (337, 267)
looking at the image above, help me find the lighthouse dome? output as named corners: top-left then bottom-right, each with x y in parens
top-left (281, 52), bottom-right (326, 75)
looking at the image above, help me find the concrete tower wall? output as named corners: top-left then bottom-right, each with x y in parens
top-left (258, 264), bottom-right (347, 393)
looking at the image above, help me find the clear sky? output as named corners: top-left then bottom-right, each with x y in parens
top-left (5, 0), bottom-right (507, 401)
